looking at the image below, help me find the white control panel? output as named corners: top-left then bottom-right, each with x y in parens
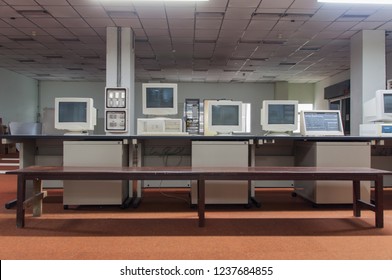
top-left (106, 111), bottom-right (126, 131)
top-left (106, 88), bottom-right (126, 108)
top-left (105, 87), bottom-right (128, 133)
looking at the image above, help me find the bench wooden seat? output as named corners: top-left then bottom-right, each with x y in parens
top-left (6, 165), bottom-right (391, 228)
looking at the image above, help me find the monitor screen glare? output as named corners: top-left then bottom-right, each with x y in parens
top-left (211, 105), bottom-right (239, 126)
top-left (58, 102), bottom-right (87, 123)
top-left (268, 104), bottom-right (295, 124)
top-left (146, 88), bottom-right (174, 108)
top-left (384, 94), bottom-right (392, 113)
top-left (304, 112), bottom-right (341, 132)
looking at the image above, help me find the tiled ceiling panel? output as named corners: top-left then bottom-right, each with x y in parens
top-left (0, 0), bottom-right (391, 83)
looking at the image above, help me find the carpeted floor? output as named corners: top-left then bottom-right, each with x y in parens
top-left (1, 173), bottom-right (392, 260)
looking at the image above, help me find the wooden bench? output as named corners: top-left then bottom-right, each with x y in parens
top-left (6, 166), bottom-right (391, 228)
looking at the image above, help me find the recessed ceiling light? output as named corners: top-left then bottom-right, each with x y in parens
top-left (100, 0), bottom-right (208, 2)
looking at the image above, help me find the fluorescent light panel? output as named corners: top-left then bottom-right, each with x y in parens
top-left (318, 0), bottom-right (392, 4)
top-left (100, 0), bottom-right (208, 2)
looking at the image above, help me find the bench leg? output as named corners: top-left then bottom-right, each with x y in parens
top-left (353, 180), bottom-right (361, 218)
top-left (5, 199), bottom-right (17, 209)
top-left (16, 175), bottom-right (26, 228)
top-left (32, 179), bottom-right (43, 217)
top-left (197, 180), bottom-right (205, 227)
top-left (374, 176), bottom-right (384, 228)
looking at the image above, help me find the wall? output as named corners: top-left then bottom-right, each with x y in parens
top-left (39, 81), bottom-right (105, 113)
top-left (0, 68), bottom-right (38, 124)
top-left (288, 83), bottom-right (315, 104)
top-left (39, 81), bottom-right (106, 134)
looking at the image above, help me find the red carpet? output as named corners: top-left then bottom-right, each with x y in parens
top-left (1, 174), bottom-right (392, 260)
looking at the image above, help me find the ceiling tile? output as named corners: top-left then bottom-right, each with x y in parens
top-left (43, 6), bottom-right (80, 18)
top-left (229, 0), bottom-right (261, 8)
top-left (0, 1), bottom-right (391, 82)
top-left (221, 19), bottom-right (249, 30)
top-left (224, 8), bottom-right (255, 19)
top-left (73, 5), bottom-right (108, 18)
top-left (260, 0), bottom-right (295, 9)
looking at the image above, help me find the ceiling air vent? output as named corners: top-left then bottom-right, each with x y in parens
top-left (17, 9), bottom-right (50, 17)
top-left (43, 55), bottom-right (63, 59)
top-left (250, 58), bottom-right (269, 61)
top-left (18, 59), bottom-right (35, 63)
top-left (11, 38), bottom-right (35, 42)
top-left (262, 40), bottom-right (287, 45)
top-left (57, 38), bottom-right (80, 42)
top-left (280, 13), bottom-right (313, 20)
top-left (299, 46), bottom-right (321, 51)
top-left (253, 13), bottom-right (313, 20)
top-left (194, 39), bottom-right (217, 44)
top-left (340, 14), bottom-right (369, 20)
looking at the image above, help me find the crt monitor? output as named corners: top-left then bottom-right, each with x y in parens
top-left (55, 97), bottom-right (97, 134)
top-left (142, 83), bottom-right (178, 116)
top-left (260, 100), bottom-right (298, 135)
top-left (363, 90), bottom-right (392, 123)
top-left (205, 100), bottom-right (243, 135)
top-left (300, 110), bottom-right (344, 136)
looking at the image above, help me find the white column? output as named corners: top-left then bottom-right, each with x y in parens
top-left (350, 30), bottom-right (386, 135)
top-left (106, 27), bottom-right (135, 135)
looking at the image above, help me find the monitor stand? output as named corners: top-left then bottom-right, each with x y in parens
top-left (264, 131), bottom-right (291, 136)
top-left (64, 131), bottom-right (90, 135)
top-left (216, 131), bottom-right (233, 136)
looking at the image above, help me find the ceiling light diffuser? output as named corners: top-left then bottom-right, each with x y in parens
top-left (100, 0), bottom-right (208, 2)
top-left (318, 0), bottom-right (392, 4)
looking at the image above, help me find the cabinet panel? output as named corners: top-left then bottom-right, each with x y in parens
top-left (63, 141), bottom-right (128, 206)
top-left (294, 142), bottom-right (371, 204)
top-left (191, 141), bottom-right (249, 204)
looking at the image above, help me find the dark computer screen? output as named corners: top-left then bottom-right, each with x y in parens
top-left (146, 88), bottom-right (174, 108)
top-left (268, 104), bottom-right (295, 124)
top-left (304, 112), bottom-right (341, 131)
top-left (384, 93), bottom-right (392, 113)
top-left (58, 102), bottom-right (87, 122)
top-left (211, 105), bottom-right (239, 126)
